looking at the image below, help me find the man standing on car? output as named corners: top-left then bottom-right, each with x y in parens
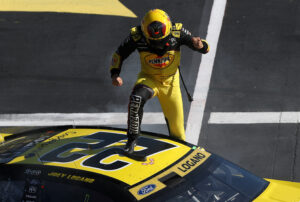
top-left (110, 9), bottom-right (209, 153)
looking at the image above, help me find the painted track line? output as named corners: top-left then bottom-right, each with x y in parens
top-left (186, 0), bottom-right (227, 144)
top-left (0, 112), bottom-right (165, 126)
top-left (209, 112), bottom-right (300, 124)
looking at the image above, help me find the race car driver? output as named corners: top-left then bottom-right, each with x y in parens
top-left (110, 9), bottom-right (209, 153)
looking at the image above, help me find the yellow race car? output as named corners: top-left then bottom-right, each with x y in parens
top-left (0, 126), bottom-right (299, 201)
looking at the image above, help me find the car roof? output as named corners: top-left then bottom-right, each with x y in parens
top-left (3, 127), bottom-right (210, 189)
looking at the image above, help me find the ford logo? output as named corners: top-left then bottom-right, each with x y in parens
top-left (137, 184), bottom-right (156, 195)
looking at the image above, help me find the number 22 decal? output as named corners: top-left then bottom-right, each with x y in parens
top-left (40, 132), bottom-right (177, 171)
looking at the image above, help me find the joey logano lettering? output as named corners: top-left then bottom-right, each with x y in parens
top-left (177, 152), bottom-right (206, 173)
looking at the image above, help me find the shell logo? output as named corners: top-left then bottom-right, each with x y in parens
top-left (145, 53), bottom-right (174, 69)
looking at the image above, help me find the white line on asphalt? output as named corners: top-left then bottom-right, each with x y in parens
top-left (209, 112), bottom-right (300, 124)
top-left (0, 113), bottom-right (165, 126)
top-left (186, 0), bottom-right (227, 144)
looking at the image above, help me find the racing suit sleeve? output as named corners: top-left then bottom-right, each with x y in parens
top-left (179, 27), bottom-right (209, 54)
top-left (110, 35), bottom-right (137, 78)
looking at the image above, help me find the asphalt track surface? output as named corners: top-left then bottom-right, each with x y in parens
top-left (0, 0), bottom-right (299, 182)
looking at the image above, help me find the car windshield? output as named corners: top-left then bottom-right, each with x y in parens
top-left (145, 154), bottom-right (269, 202)
top-left (0, 129), bottom-right (60, 164)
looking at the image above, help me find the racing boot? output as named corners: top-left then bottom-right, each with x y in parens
top-left (124, 136), bottom-right (138, 154)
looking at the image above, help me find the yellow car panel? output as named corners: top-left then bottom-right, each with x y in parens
top-left (0, 133), bottom-right (13, 143)
top-left (129, 148), bottom-right (211, 201)
top-left (254, 179), bottom-right (300, 202)
top-left (8, 128), bottom-right (192, 185)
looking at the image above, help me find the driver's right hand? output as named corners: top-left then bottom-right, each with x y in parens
top-left (112, 75), bottom-right (123, 86)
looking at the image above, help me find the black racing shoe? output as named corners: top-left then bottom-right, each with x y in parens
top-left (124, 139), bottom-right (137, 154)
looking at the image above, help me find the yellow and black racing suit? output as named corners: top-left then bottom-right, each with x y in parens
top-left (110, 23), bottom-right (209, 141)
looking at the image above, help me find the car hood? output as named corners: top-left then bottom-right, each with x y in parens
top-left (254, 178), bottom-right (300, 202)
top-left (4, 128), bottom-right (205, 186)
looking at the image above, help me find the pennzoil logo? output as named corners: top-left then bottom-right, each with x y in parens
top-left (145, 53), bottom-right (174, 69)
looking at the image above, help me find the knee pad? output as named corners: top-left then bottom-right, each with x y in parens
top-left (131, 84), bottom-right (154, 103)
